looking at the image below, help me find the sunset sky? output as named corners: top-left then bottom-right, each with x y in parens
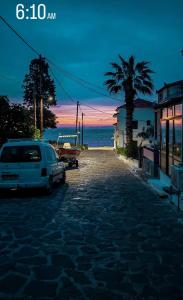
top-left (51, 104), bottom-right (116, 127)
top-left (1, 0), bottom-right (183, 126)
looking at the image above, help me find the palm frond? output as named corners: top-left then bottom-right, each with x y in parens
top-left (110, 85), bottom-right (122, 94)
top-left (118, 55), bottom-right (129, 71)
top-left (104, 71), bottom-right (117, 77)
top-left (143, 80), bottom-right (154, 90)
top-left (104, 79), bottom-right (117, 87)
top-left (142, 68), bottom-right (154, 74)
top-left (134, 84), bottom-right (153, 95)
top-left (111, 62), bottom-right (122, 73)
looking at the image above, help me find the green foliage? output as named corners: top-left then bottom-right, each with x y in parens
top-left (116, 142), bottom-right (138, 159)
top-left (23, 56), bottom-right (56, 108)
top-left (116, 147), bottom-right (126, 155)
top-left (0, 97), bottom-right (34, 145)
top-left (125, 142), bottom-right (138, 159)
top-left (23, 56), bottom-right (57, 130)
top-left (33, 128), bottom-right (41, 140)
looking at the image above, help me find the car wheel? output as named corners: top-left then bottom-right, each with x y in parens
top-left (45, 176), bottom-right (53, 195)
top-left (60, 171), bottom-right (66, 184)
top-left (68, 162), bottom-right (73, 167)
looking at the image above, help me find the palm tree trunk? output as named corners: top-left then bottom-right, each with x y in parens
top-left (125, 92), bottom-right (135, 146)
top-left (126, 105), bottom-right (133, 145)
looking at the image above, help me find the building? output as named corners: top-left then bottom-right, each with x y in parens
top-left (113, 99), bottom-right (155, 149)
top-left (155, 80), bottom-right (183, 176)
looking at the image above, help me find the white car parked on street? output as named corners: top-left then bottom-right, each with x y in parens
top-left (0, 140), bottom-right (66, 194)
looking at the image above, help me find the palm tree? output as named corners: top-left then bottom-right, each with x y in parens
top-left (105, 55), bottom-right (154, 150)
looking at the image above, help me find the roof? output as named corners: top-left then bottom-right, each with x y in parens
top-left (116, 98), bottom-right (155, 111)
top-left (155, 96), bottom-right (182, 109)
top-left (157, 80), bottom-right (183, 93)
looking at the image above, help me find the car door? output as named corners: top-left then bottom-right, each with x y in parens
top-left (46, 146), bottom-right (61, 181)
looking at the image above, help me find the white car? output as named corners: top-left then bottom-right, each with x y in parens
top-left (0, 140), bottom-right (66, 194)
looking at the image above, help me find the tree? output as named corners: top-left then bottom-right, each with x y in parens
top-left (8, 104), bottom-right (34, 138)
top-left (0, 96), bottom-right (10, 144)
top-left (0, 97), bottom-right (34, 145)
top-left (105, 55), bottom-right (154, 156)
top-left (23, 55), bottom-right (57, 129)
top-left (137, 125), bottom-right (154, 147)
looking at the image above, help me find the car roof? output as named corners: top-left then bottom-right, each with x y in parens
top-left (2, 140), bottom-right (51, 147)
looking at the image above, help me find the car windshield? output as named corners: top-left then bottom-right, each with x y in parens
top-left (0, 145), bottom-right (41, 163)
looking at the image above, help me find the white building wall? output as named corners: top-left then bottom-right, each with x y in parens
top-left (115, 107), bottom-right (154, 148)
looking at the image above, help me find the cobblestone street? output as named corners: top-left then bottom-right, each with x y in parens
top-left (0, 150), bottom-right (183, 300)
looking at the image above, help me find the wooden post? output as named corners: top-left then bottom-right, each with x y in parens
top-left (34, 95), bottom-right (37, 139)
top-left (78, 121), bottom-right (81, 145)
top-left (40, 97), bottom-right (44, 139)
top-left (39, 55), bottom-right (43, 140)
top-left (75, 101), bottom-right (79, 146)
top-left (82, 113), bottom-right (84, 146)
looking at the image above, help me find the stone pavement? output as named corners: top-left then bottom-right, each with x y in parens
top-left (0, 150), bottom-right (183, 300)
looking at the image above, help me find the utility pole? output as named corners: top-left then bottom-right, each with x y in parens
top-left (181, 50), bottom-right (183, 162)
top-left (40, 97), bottom-right (44, 139)
top-left (82, 113), bottom-right (84, 146)
top-left (78, 121), bottom-right (81, 145)
top-left (33, 87), bottom-right (37, 139)
top-left (39, 55), bottom-right (44, 140)
top-left (75, 101), bottom-right (79, 145)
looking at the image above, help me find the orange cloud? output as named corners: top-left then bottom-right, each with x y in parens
top-left (51, 104), bottom-right (116, 126)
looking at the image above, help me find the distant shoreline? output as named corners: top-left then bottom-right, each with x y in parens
top-left (44, 126), bottom-right (114, 147)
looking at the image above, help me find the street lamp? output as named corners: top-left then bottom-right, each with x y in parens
top-left (48, 95), bottom-right (54, 103)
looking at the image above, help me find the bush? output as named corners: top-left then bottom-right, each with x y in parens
top-left (116, 142), bottom-right (138, 159)
top-left (125, 142), bottom-right (138, 159)
top-left (116, 147), bottom-right (126, 155)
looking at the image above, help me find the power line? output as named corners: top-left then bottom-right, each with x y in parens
top-left (0, 16), bottom-right (40, 57)
top-left (47, 59), bottom-right (122, 102)
top-left (49, 67), bottom-right (76, 105)
top-left (50, 68), bottom-right (114, 116)
top-left (1, 16), bottom-right (115, 117)
top-left (1, 17), bottom-right (121, 103)
top-left (80, 103), bottom-right (113, 116)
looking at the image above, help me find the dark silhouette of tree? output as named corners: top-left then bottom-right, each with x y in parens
top-left (8, 104), bottom-right (34, 138)
top-left (0, 96), bottom-right (10, 145)
top-left (23, 55), bottom-right (57, 129)
top-left (105, 55), bottom-right (154, 155)
top-left (0, 97), bottom-right (34, 145)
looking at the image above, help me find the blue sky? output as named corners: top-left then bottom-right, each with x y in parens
top-left (1, 0), bottom-right (183, 124)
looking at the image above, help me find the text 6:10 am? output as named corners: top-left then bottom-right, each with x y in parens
top-left (16, 4), bottom-right (56, 20)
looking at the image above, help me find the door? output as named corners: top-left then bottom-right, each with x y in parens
top-left (160, 120), bottom-right (168, 174)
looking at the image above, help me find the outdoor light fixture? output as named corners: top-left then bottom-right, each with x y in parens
top-left (48, 95), bottom-right (54, 102)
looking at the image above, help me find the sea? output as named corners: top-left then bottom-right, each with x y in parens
top-left (44, 126), bottom-right (114, 147)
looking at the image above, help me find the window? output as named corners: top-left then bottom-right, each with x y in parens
top-left (162, 108), bottom-right (167, 119)
top-left (46, 147), bottom-right (57, 162)
top-left (132, 120), bottom-right (138, 129)
top-left (173, 118), bottom-right (182, 162)
top-left (147, 120), bottom-right (151, 126)
top-left (167, 106), bottom-right (173, 117)
top-left (175, 104), bottom-right (182, 116)
top-left (168, 85), bottom-right (179, 97)
top-left (0, 146), bottom-right (41, 163)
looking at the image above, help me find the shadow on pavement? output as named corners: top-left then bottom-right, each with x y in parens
top-left (0, 182), bottom-right (69, 201)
